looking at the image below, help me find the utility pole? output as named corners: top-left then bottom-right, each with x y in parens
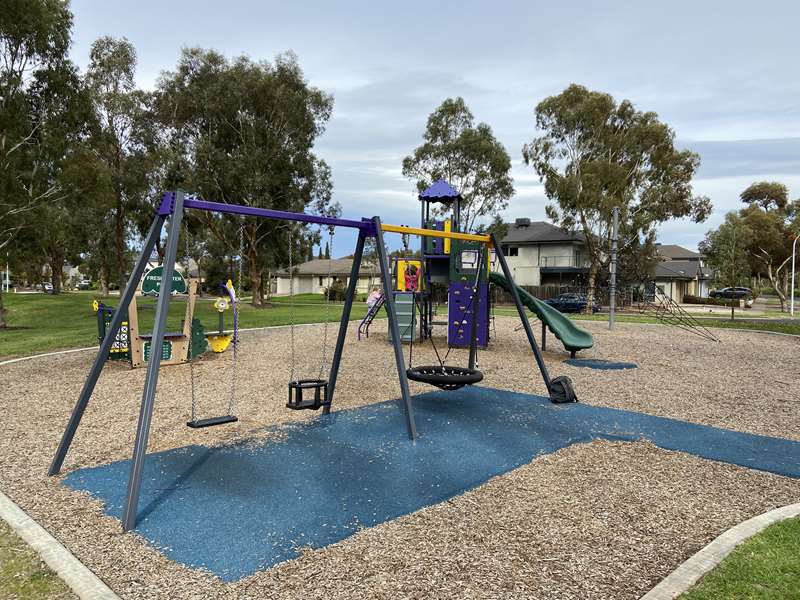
top-left (609, 207), bottom-right (619, 330)
top-left (791, 234), bottom-right (798, 318)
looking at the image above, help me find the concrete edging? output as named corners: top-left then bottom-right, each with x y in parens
top-left (0, 490), bottom-right (121, 600)
top-left (641, 502), bottom-right (800, 599)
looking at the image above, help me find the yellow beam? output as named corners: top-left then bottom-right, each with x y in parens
top-left (380, 223), bottom-right (492, 246)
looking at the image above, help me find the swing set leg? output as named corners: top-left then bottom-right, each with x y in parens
top-left (324, 230), bottom-right (366, 414)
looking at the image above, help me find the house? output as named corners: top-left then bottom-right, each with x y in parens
top-left (274, 258), bottom-right (380, 295)
top-left (652, 244), bottom-right (714, 301)
top-left (499, 218), bottom-right (588, 286)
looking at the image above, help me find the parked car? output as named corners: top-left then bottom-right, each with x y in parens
top-left (709, 286), bottom-right (752, 300)
top-left (40, 281), bottom-right (53, 293)
top-left (77, 279), bottom-right (92, 290)
top-left (544, 293), bottom-right (599, 314)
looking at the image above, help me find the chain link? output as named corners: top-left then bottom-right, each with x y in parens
top-left (229, 222), bottom-right (244, 416)
top-left (184, 228), bottom-right (198, 422)
top-left (288, 226), bottom-right (296, 383)
top-left (318, 226), bottom-right (334, 380)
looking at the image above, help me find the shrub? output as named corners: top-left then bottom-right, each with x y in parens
top-left (683, 294), bottom-right (733, 306)
top-left (325, 279), bottom-right (347, 302)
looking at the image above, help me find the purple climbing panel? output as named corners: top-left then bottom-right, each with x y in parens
top-left (447, 281), bottom-right (489, 348)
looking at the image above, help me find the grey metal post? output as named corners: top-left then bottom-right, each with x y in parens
top-left (541, 321), bottom-right (547, 352)
top-left (491, 234), bottom-right (553, 393)
top-left (121, 191), bottom-right (186, 531)
top-left (48, 214), bottom-right (167, 476)
top-left (609, 206), bottom-right (619, 330)
top-left (468, 247), bottom-right (485, 370)
top-left (324, 230), bottom-right (366, 414)
top-left (373, 216), bottom-right (417, 440)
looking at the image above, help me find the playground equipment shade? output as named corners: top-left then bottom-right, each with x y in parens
top-left (64, 387), bottom-right (800, 581)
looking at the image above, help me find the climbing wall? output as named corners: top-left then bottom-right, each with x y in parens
top-left (447, 282), bottom-right (488, 348)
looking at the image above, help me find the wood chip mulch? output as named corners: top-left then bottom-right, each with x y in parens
top-left (1, 318), bottom-right (798, 599)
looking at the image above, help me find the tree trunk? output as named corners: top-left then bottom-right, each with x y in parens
top-left (0, 288), bottom-right (6, 329)
top-left (100, 260), bottom-right (110, 297)
top-left (249, 244), bottom-right (263, 306)
top-left (766, 264), bottom-right (786, 312)
top-left (584, 261), bottom-right (599, 314)
top-left (115, 183), bottom-right (126, 293)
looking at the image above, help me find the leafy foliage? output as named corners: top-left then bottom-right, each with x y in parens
top-left (402, 97), bottom-right (514, 233)
top-left (155, 49), bottom-right (338, 305)
top-left (523, 84), bottom-right (711, 309)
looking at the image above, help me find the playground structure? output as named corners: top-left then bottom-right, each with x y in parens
top-left (359, 179), bottom-right (595, 358)
top-left (49, 188), bottom-right (576, 532)
top-left (95, 270), bottom-right (239, 367)
top-left (633, 282), bottom-right (721, 342)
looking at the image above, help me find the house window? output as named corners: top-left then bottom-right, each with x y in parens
top-left (319, 276), bottom-right (323, 286)
top-left (507, 246), bottom-right (519, 257)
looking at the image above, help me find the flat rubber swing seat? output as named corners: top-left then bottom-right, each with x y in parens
top-left (406, 365), bottom-right (483, 391)
top-left (186, 415), bottom-right (239, 428)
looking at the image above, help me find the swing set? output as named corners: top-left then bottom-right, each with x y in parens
top-left (48, 190), bottom-right (575, 532)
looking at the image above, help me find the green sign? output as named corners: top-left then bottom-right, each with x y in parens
top-left (141, 266), bottom-right (187, 296)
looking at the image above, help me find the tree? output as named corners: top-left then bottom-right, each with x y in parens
top-left (700, 211), bottom-right (753, 292)
top-left (156, 49), bottom-right (337, 306)
top-left (0, 0), bottom-right (82, 323)
top-left (85, 36), bottom-right (156, 292)
top-left (402, 97), bottom-right (514, 233)
top-left (738, 182), bottom-right (797, 310)
top-left (523, 84), bottom-right (711, 311)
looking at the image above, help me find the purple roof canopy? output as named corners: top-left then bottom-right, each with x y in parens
top-left (419, 179), bottom-right (461, 204)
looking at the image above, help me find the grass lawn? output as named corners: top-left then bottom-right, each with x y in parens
top-left (492, 308), bottom-right (800, 336)
top-left (0, 291), bottom-right (374, 360)
top-left (680, 517), bottom-right (800, 599)
top-left (3, 292), bottom-right (799, 360)
top-left (0, 519), bottom-right (75, 599)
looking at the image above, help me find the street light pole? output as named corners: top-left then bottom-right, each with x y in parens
top-left (791, 235), bottom-right (798, 318)
top-left (609, 207), bottom-right (619, 330)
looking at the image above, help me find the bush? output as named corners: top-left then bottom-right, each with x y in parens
top-left (325, 279), bottom-right (347, 302)
top-left (683, 294), bottom-right (733, 306)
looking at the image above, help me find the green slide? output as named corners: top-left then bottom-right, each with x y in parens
top-left (489, 272), bottom-right (594, 356)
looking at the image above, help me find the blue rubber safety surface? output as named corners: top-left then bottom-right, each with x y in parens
top-left (63, 387), bottom-right (800, 581)
top-left (565, 358), bottom-right (638, 370)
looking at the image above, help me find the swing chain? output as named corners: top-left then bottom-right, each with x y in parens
top-left (288, 225), bottom-right (295, 383)
top-left (229, 221), bottom-right (244, 416)
top-left (184, 227), bottom-right (199, 423)
top-left (318, 226), bottom-right (334, 380)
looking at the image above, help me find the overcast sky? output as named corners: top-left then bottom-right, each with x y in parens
top-left (70, 0), bottom-right (800, 253)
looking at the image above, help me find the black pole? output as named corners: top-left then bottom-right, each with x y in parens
top-left (121, 191), bottom-right (185, 531)
top-left (491, 234), bottom-right (553, 393)
top-left (541, 321), bottom-right (547, 352)
top-left (374, 217), bottom-right (417, 440)
top-left (324, 229), bottom-right (366, 414)
top-left (48, 214), bottom-right (167, 476)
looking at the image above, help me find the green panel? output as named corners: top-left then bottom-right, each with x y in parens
top-left (189, 318), bottom-right (208, 359)
top-left (449, 240), bottom-right (487, 282)
top-left (144, 340), bottom-right (172, 362)
top-left (390, 292), bottom-right (418, 342)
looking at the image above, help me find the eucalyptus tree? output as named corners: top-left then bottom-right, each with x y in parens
top-left (156, 49), bottom-right (337, 305)
top-left (737, 181), bottom-right (797, 309)
top-left (85, 36), bottom-right (159, 292)
top-left (403, 97), bottom-right (514, 233)
top-left (523, 84), bottom-right (711, 310)
top-left (0, 0), bottom-right (87, 317)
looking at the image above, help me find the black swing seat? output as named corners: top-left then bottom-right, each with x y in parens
top-left (287, 379), bottom-right (330, 410)
top-left (406, 365), bottom-right (483, 392)
top-left (186, 415), bottom-right (239, 428)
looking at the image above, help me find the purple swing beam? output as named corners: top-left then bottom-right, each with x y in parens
top-left (157, 192), bottom-right (374, 233)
